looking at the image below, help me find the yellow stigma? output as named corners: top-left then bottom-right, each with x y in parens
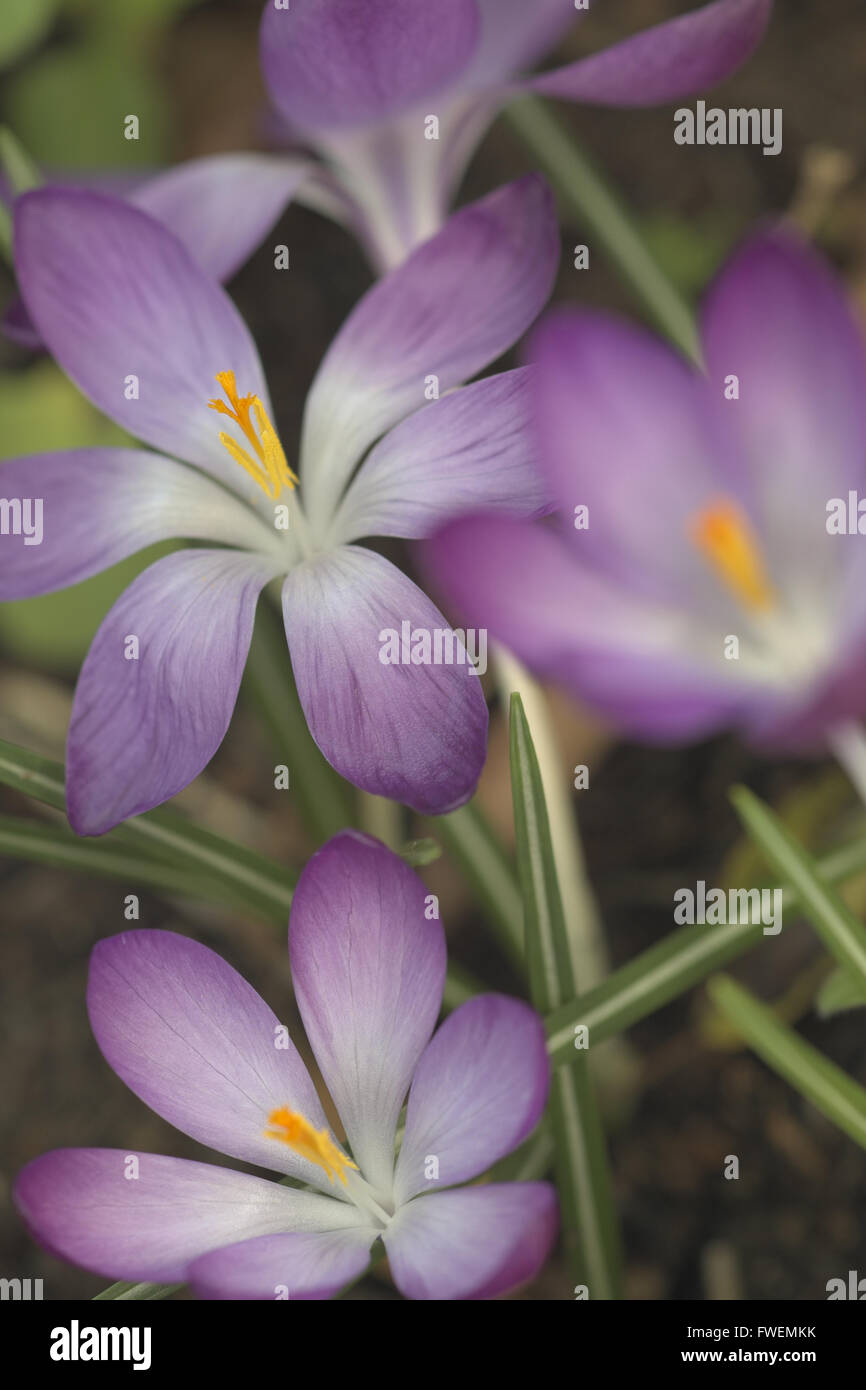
top-left (208, 370), bottom-right (298, 499)
top-left (264, 1106), bottom-right (359, 1186)
top-left (690, 498), bottom-right (776, 612)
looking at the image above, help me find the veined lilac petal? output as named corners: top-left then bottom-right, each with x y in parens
top-left (384, 1183), bottom-right (558, 1300)
top-left (282, 546), bottom-right (488, 813)
top-left (529, 308), bottom-right (750, 609)
top-left (393, 995), bottom-right (550, 1205)
top-left (467, 0), bottom-right (576, 86)
top-left (188, 1228), bottom-right (376, 1301)
top-left (67, 547), bottom-right (279, 836)
top-left (701, 228), bottom-right (866, 602)
top-left (299, 176), bottom-right (558, 530)
top-left (289, 832), bottom-right (447, 1194)
top-left (15, 1150), bottom-right (358, 1284)
top-left (87, 930), bottom-right (335, 1187)
top-left (14, 188), bottom-right (270, 497)
top-left (427, 515), bottom-right (758, 740)
top-left (529, 0), bottom-right (772, 106)
top-left (0, 448), bottom-right (279, 600)
top-left (331, 368), bottom-right (550, 544)
top-left (260, 0), bottom-right (479, 133)
top-left (131, 153), bottom-right (311, 284)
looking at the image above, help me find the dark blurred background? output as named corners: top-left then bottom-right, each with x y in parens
top-left (2, 0), bottom-right (866, 1300)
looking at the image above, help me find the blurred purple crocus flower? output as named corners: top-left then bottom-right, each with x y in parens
top-left (0, 176), bottom-right (557, 834)
top-left (429, 228), bottom-right (866, 753)
top-left (253, 0), bottom-right (772, 272)
top-left (15, 833), bottom-right (555, 1301)
top-left (1, 0), bottom-right (772, 347)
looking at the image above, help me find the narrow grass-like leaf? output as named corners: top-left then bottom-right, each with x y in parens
top-left (816, 967), bottom-right (866, 1017)
top-left (504, 96), bottom-right (700, 363)
top-left (0, 737), bottom-right (295, 922)
top-left (243, 602), bottom-right (357, 844)
top-left (707, 974), bottom-right (866, 1150)
top-left (430, 801), bottom-right (524, 971)
top-left (732, 785), bottom-right (866, 992)
top-left (510, 692), bottom-right (622, 1298)
top-left (545, 835), bottom-right (866, 1064)
top-left (93, 1281), bottom-right (182, 1301)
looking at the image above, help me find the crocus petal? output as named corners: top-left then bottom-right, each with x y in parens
top-left (427, 514), bottom-right (757, 740)
top-left (529, 0), bottom-right (772, 106)
top-left (393, 995), bottom-right (550, 1204)
top-left (260, 0), bottom-right (479, 133)
top-left (384, 1183), bottom-right (558, 1300)
top-left (0, 448), bottom-right (280, 600)
top-left (701, 228), bottom-right (866, 598)
top-left (289, 832), bottom-right (447, 1194)
top-left (467, 0), bottom-right (576, 85)
top-left (87, 929), bottom-right (336, 1187)
top-left (299, 175), bottom-right (558, 531)
top-left (188, 1228), bottom-right (376, 1301)
top-left (528, 308), bottom-right (751, 610)
top-left (131, 153), bottom-right (311, 284)
top-left (15, 1150), bottom-right (359, 1284)
top-left (329, 368), bottom-right (550, 544)
top-left (14, 188), bottom-right (270, 498)
top-left (282, 545), bottom-right (488, 813)
top-left (67, 547), bottom-right (279, 835)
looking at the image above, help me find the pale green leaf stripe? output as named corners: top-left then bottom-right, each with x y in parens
top-left (545, 835), bottom-right (866, 1064)
top-left (817, 967), bottom-right (866, 1018)
top-left (708, 974), bottom-right (866, 1150)
top-left (0, 736), bottom-right (294, 920)
top-left (0, 816), bottom-right (274, 917)
top-left (93, 1281), bottom-right (183, 1302)
top-left (510, 693), bottom-right (622, 1298)
top-left (732, 785), bottom-right (866, 991)
top-left (431, 802), bottom-right (524, 970)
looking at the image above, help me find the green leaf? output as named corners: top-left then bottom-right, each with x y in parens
top-left (510, 692), bottom-right (622, 1298)
top-left (429, 801), bottom-right (524, 971)
top-left (504, 96), bottom-right (700, 363)
top-left (0, 125), bottom-right (43, 194)
top-left (243, 602), bottom-right (357, 845)
top-left (0, 737), bottom-right (476, 1006)
top-left (816, 967), bottom-right (866, 1018)
top-left (708, 974), bottom-right (866, 1150)
top-left (0, 738), bottom-right (295, 924)
top-left (545, 834), bottom-right (866, 1064)
top-left (6, 43), bottom-right (167, 169)
top-left (732, 786), bottom-right (866, 995)
top-left (398, 837), bottom-right (441, 868)
top-left (0, 0), bottom-right (56, 69)
top-left (93, 1281), bottom-right (182, 1301)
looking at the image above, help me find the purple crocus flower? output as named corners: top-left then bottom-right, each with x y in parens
top-left (0, 176), bottom-right (558, 834)
top-left (1, 0), bottom-right (772, 347)
top-left (254, 0), bottom-right (773, 272)
top-left (15, 833), bottom-right (555, 1300)
top-left (428, 228), bottom-right (866, 752)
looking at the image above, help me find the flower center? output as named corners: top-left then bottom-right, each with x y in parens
top-left (264, 1106), bottom-right (358, 1186)
top-left (208, 370), bottom-right (298, 500)
top-left (689, 498), bottom-right (775, 612)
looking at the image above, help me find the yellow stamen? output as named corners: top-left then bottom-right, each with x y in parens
top-left (208, 370), bottom-right (298, 499)
top-left (690, 498), bottom-right (776, 612)
top-left (264, 1106), bottom-right (358, 1186)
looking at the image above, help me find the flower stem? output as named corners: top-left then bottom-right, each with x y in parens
top-left (504, 95), bottom-right (701, 364)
